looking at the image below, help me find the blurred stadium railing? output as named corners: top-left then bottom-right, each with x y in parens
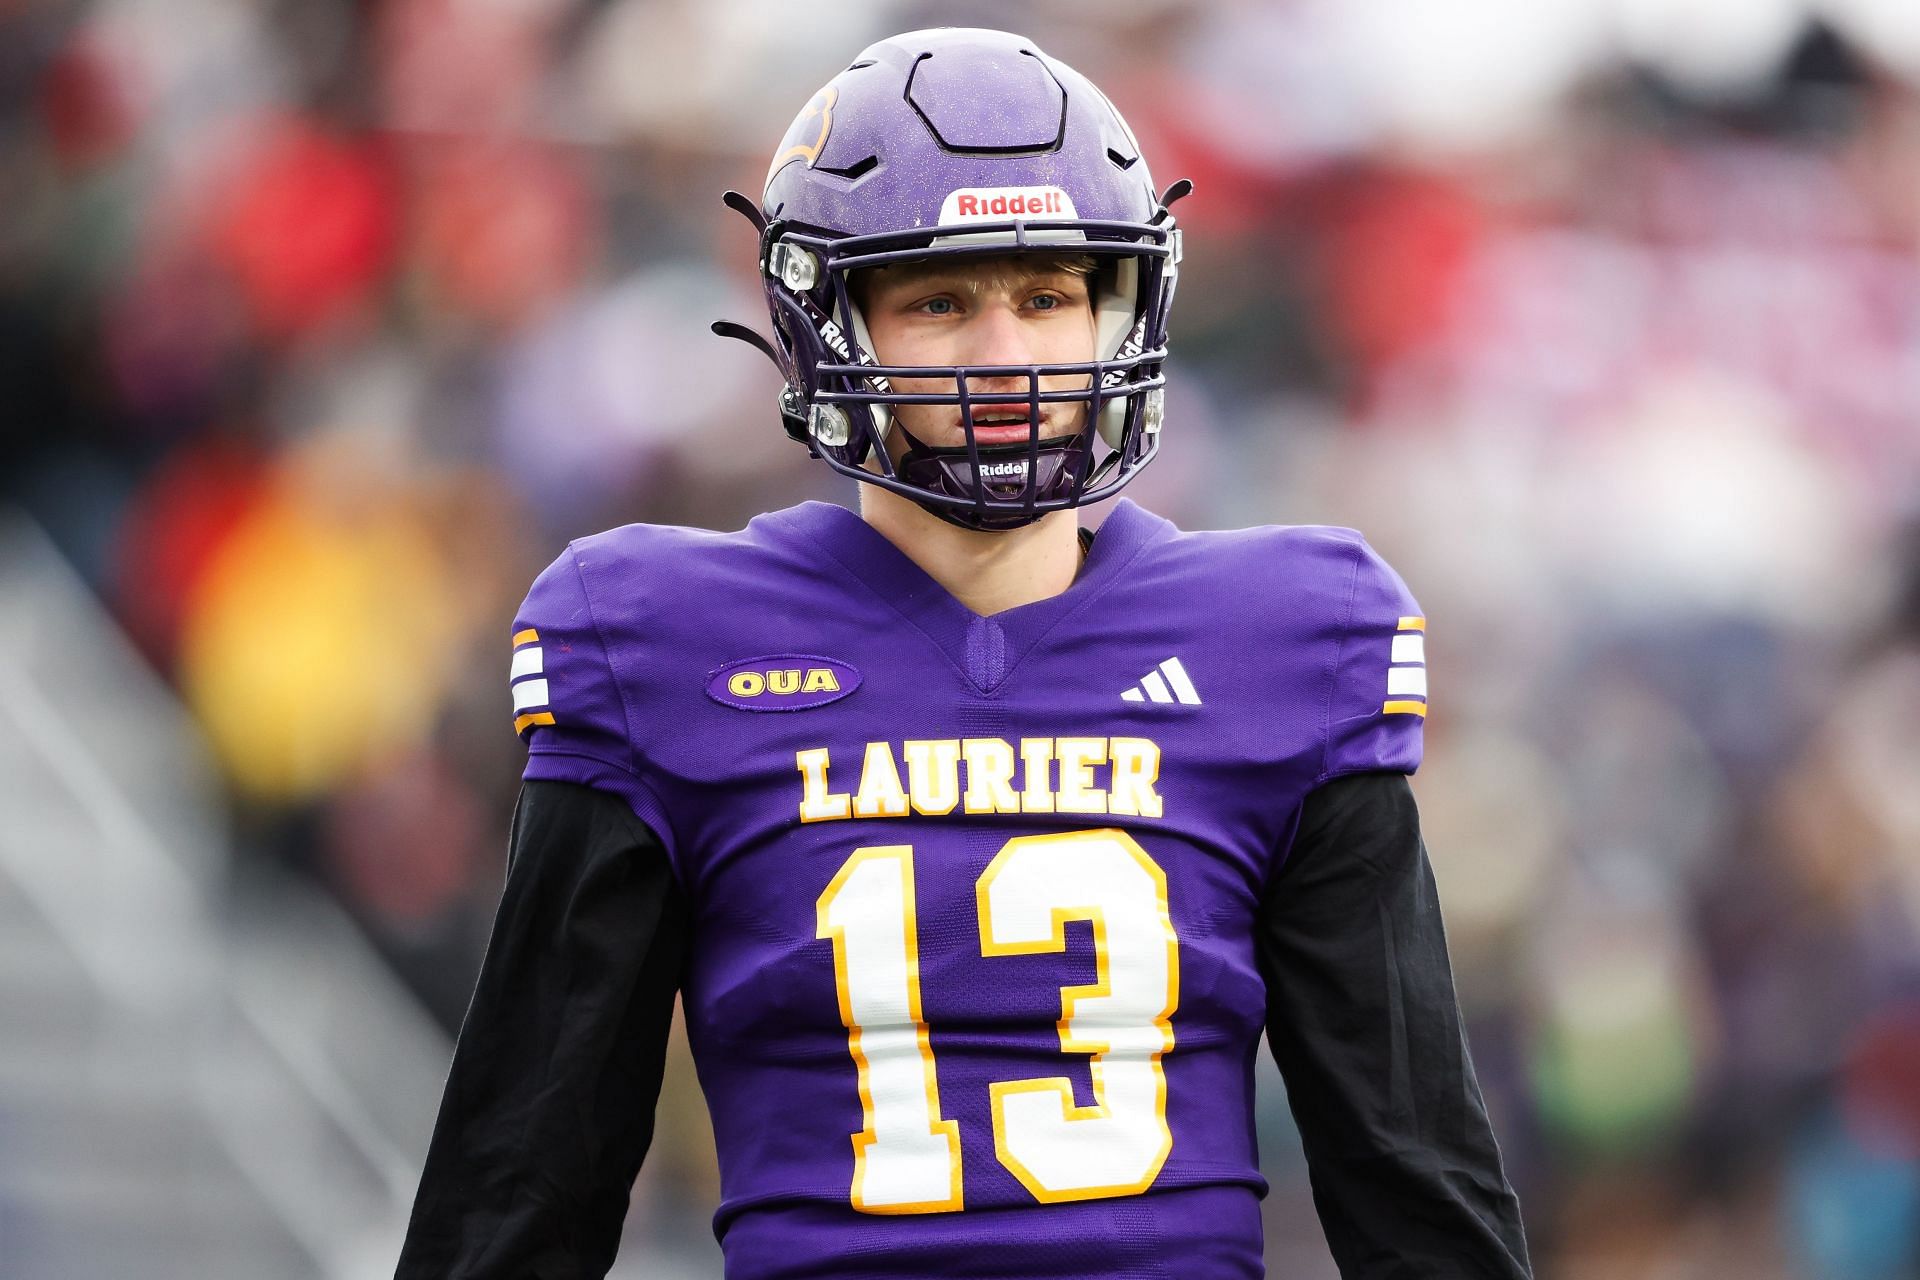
top-left (0, 513), bottom-right (446, 1279)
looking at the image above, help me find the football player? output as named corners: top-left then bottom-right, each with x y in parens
top-left (397, 27), bottom-right (1532, 1280)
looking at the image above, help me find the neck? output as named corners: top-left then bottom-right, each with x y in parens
top-left (859, 484), bottom-right (1083, 616)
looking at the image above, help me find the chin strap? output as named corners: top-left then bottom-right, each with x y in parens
top-left (708, 319), bottom-right (780, 368)
top-left (712, 191), bottom-right (812, 444)
top-left (721, 190), bottom-right (768, 231)
top-left (710, 321), bottom-right (809, 444)
top-left (1151, 178), bottom-right (1194, 225)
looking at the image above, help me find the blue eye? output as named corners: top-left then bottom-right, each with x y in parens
top-left (1030, 294), bottom-right (1059, 311)
top-left (923, 297), bottom-right (955, 315)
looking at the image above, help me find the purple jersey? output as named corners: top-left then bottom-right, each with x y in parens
top-left (508, 499), bottom-right (1425, 1279)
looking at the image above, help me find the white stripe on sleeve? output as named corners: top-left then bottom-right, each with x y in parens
top-left (512, 678), bottom-right (551, 712)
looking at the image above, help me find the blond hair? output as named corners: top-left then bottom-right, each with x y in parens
top-left (852, 253), bottom-right (1098, 308)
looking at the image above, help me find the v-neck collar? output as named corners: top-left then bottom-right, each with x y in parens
top-left (767, 499), bottom-right (1169, 694)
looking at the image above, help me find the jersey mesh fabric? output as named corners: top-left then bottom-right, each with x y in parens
top-left (513, 546), bottom-right (678, 854)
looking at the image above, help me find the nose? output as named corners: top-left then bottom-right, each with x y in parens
top-left (962, 301), bottom-right (1037, 398)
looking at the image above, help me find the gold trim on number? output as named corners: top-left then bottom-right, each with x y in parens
top-left (975, 828), bottom-right (1179, 1204)
top-left (816, 846), bottom-right (965, 1214)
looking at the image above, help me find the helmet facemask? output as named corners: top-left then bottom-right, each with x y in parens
top-left (767, 227), bottom-right (1178, 531)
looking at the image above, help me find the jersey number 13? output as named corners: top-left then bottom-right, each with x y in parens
top-left (815, 829), bottom-right (1180, 1213)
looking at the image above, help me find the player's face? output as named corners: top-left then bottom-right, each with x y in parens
top-left (858, 258), bottom-right (1098, 452)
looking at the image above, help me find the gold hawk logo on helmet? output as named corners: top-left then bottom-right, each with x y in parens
top-left (768, 86), bottom-right (838, 185)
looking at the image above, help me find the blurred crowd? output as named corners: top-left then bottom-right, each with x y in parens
top-left (6, 0), bottom-right (1920, 1275)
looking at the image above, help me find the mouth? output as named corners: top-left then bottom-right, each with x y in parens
top-left (963, 410), bottom-right (1039, 445)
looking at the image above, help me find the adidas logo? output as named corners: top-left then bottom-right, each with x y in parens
top-left (1121, 657), bottom-right (1202, 706)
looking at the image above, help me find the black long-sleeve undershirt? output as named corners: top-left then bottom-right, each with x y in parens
top-left (1259, 772), bottom-right (1532, 1278)
top-left (395, 774), bottom-right (1530, 1278)
top-left (396, 781), bottom-right (689, 1279)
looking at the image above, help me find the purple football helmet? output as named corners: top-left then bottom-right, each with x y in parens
top-left (714, 27), bottom-right (1188, 531)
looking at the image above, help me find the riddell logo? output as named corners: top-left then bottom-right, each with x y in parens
top-left (980, 461), bottom-right (1029, 478)
top-left (1103, 317), bottom-right (1148, 389)
top-left (817, 318), bottom-right (893, 393)
top-left (939, 186), bottom-right (1078, 224)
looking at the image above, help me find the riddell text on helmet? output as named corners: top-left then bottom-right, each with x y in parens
top-left (938, 186), bottom-right (1079, 224)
